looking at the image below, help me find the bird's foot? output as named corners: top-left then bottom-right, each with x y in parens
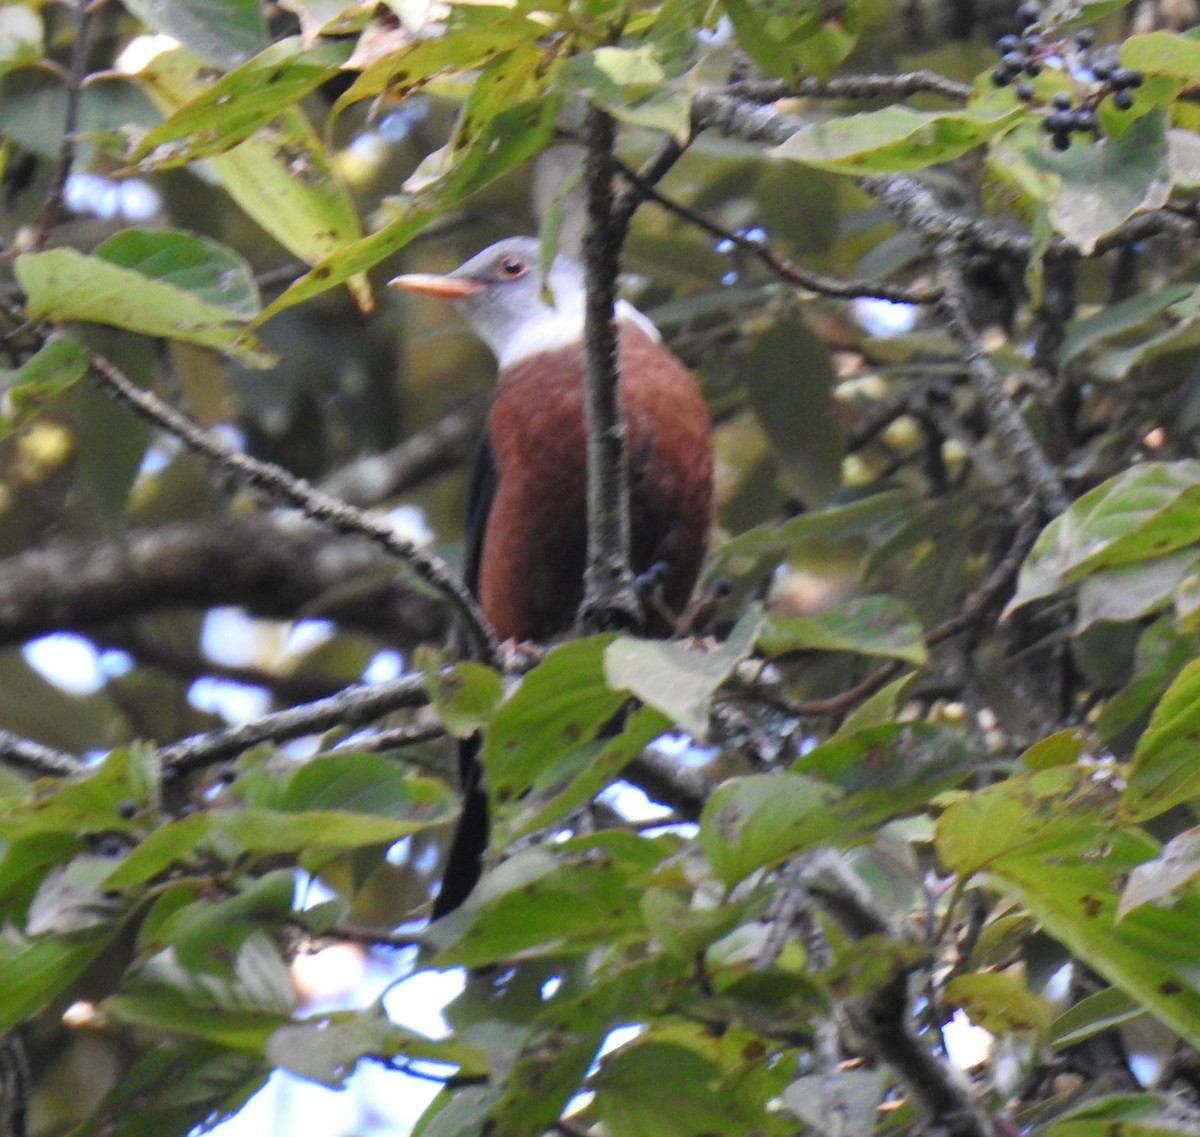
top-left (499, 638), bottom-right (546, 674)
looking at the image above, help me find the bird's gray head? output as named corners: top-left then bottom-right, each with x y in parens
top-left (389, 236), bottom-right (657, 367)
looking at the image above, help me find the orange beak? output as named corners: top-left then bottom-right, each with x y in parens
top-left (388, 273), bottom-right (482, 300)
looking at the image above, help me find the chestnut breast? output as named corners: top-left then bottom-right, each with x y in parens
top-left (479, 320), bottom-right (713, 642)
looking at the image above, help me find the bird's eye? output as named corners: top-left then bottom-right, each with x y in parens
top-left (497, 256), bottom-right (527, 279)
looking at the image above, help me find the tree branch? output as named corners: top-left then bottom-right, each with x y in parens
top-left (85, 351), bottom-right (497, 663)
top-left (0, 730), bottom-right (83, 777)
top-left (158, 672), bottom-right (429, 777)
top-left (933, 241), bottom-right (1070, 516)
top-left (0, 514), bottom-right (448, 651)
top-left (578, 105), bottom-right (640, 633)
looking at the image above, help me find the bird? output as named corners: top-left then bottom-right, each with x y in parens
top-left (390, 237), bottom-right (713, 916)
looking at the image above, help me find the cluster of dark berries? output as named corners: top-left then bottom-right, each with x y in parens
top-left (990, 3), bottom-right (1145, 151)
top-left (1042, 91), bottom-right (1096, 151)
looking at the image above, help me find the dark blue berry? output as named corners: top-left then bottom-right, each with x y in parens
top-left (1075, 28), bottom-right (1096, 48)
top-left (1016, 81), bottom-right (1035, 101)
top-left (1090, 60), bottom-right (1113, 81)
top-left (1112, 89), bottom-right (1134, 110)
top-left (1051, 91), bottom-right (1072, 109)
top-left (1025, 60), bottom-right (1042, 77)
top-left (1071, 107), bottom-right (1096, 132)
top-left (992, 67), bottom-right (1014, 87)
top-left (998, 34), bottom-right (1020, 52)
top-left (1051, 132), bottom-right (1071, 151)
top-left (1110, 68), bottom-right (1143, 89)
top-left (1043, 110), bottom-right (1070, 133)
top-left (1016, 3), bottom-right (1040, 27)
top-left (1001, 50), bottom-right (1026, 70)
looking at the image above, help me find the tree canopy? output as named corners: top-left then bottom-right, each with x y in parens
top-left (4, 0), bottom-right (1200, 1135)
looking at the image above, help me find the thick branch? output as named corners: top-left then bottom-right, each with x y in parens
top-left (0, 514), bottom-right (447, 650)
top-left (578, 105), bottom-right (640, 633)
top-left (158, 672), bottom-right (429, 777)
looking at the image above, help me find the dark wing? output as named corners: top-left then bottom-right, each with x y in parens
top-left (462, 432), bottom-right (498, 598)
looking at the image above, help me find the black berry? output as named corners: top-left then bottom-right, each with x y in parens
top-left (1051, 132), bottom-right (1071, 151)
top-left (993, 66), bottom-right (1014, 87)
top-left (1075, 28), bottom-right (1096, 49)
top-left (1016, 81), bottom-right (1035, 101)
top-left (1015, 3), bottom-right (1040, 27)
top-left (1043, 110), bottom-right (1070, 133)
top-left (1071, 107), bottom-right (1096, 132)
top-left (1051, 90), bottom-right (1072, 110)
top-left (1090, 60), bottom-right (1113, 81)
top-left (1110, 68), bottom-right (1143, 89)
top-left (998, 34), bottom-right (1020, 53)
top-left (116, 798), bottom-right (138, 820)
top-left (1112, 89), bottom-right (1134, 110)
top-left (1001, 50), bottom-right (1026, 70)
top-left (1025, 60), bottom-right (1042, 77)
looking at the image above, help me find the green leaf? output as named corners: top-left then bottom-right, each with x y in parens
top-left (736, 312), bottom-right (844, 505)
top-left (760, 595), bottom-right (926, 665)
top-left (724, 0), bottom-right (859, 82)
top-left (994, 829), bottom-right (1200, 1053)
top-left (499, 703), bottom-right (671, 841)
top-left (588, 1041), bottom-right (738, 1137)
top-left (105, 934), bottom-right (295, 1049)
top-left (279, 753), bottom-right (445, 817)
top-left (429, 662), bottom-right (503, 740)
top-left (15, 239), bottom-right (273, 366)
top-left (1097, 618), bottom-right (1194, 745)
top-left (1044, 1096), bottom-right (1187, 1137)
top-left (0, 338), bottom-right (89, 439)
top-left (1075, 551), bottom-right (1200, 630)
top-left (710, 489), bottom-right (916, 578)
top-left (166, 870), bottom-right (295, 976)
top-left (267, 1003), bottom-right (485, 1088)
top-left (943, 971), bottom-right (1052, 1037)
top-left (935, 766), bottom-right (1107, 878)
top-left (700, 773), bottom-right (844, 887)
top-left (0, 928), bottom-right (119, 1032)
top-left (134, 38), bottom-right (352, 166)
top-left (773, 105), bottom-right (1020, 175)
top-left (992, 111), bottom-right (1170, 254)
top-left (1119, 828), bottom-right (1200, 917)
top-left (1049, 986), bottom-right (1144, 1047)
top-left (432, 832), bottom-right (667, 967)
top-left (135, 47), bottom-right (366, 300)
top-left (1126, 655), bottom-right (1200, 817)
top-left (1122, 31), bottom-right (1200, 80)
top-left (95, 229), bottom-right (260, 319)
top-left (483, 636), bottom-right (624, 816)
top-left (1009, 461), bottom-right (1200, 610)
top-left (605, 609), bottom-right (762, 739)
top-left (1059, 284), bottom-right (1195, 367)
top-left (559, 46), bottom-right (690, 136)
top-left (122, 0), bottom-right (266, 67)
top-left (26, 853), bottom-right (126, 935)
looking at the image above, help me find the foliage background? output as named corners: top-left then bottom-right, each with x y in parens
top-left (5, 0), bottom-right (1200, 1135)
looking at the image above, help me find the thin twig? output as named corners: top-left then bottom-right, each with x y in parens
top-left (85, 351), bottom-right (497, 662)
top-left (157, 673), bottom-right (429, 777)
top-left (611, 134), bottom-right (690, 234)
top-left (614, 157), bottom-right (939, 305)
top-left (33, 0), bottom-right (96, 249)
top-left (933, 241), bottom-right (1070, 516)
top-left (0, 730), bottom-right (84, 777)
top-left (578, 105), bottom-right (640, 633)
top-left (727, 71), bottom-right (973, 103)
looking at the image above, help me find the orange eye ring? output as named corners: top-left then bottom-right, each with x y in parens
top-left (497, 256), bottom-right (527, 279)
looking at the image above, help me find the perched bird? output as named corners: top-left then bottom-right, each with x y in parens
top-left (390, 237), bottom-right (713, 915)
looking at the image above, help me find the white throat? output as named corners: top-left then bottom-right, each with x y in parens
top-left (496, 299), bottom-right (661, 368)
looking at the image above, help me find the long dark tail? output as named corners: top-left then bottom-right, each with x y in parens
top-left (430, 735), bottom-right (488, 918)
